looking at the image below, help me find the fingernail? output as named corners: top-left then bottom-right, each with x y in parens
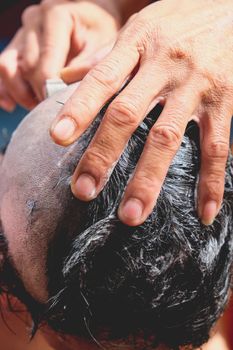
top-left (60, 67), bottom-right (73, 79)
top-left (73, 174), bottom-right (96, 200)
top-left (60, 67), bottom-right (69, 76)
top-left (60, 70), bottom-right (65, 82)
top-left (201, 200), bottom-right (217, 226)
top-left (119, 198), bottom-right (143, 222)
top-left (52, 117), bottom-right (77, 143)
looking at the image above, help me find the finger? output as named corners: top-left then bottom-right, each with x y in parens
top-left (19, 5), bottom-right (42, 99)
top-left (118, 85), bottom-right (200, 226)
top-left (19, 27), bottom-right (40, 76)
top-left (19, 5), bottom-right (41, 74)
top-left (0, 46), bottom-right (37, 109)
top-left (4, 71), bottom-right (37, 110)
top-left (19, 27), bottom-right (41, 100)
top-left (198, 107), bottom-right (232, 226)
top-left (31, 4), bottom-right (73, 99)
top-left (0, 29), bottom-right (23, 77)
top-left (61, 49), bottom-right (98, 84)
top-left (0, 79), bottom-right (16, 112)
top-left (0, 31), bottom-right (37, 110)
top-left (61, 41), bottom-right (115, 83)
top-left (50, 43), bottom-right (140, 146)
top-left (70, 63), bottom-right (168, 201)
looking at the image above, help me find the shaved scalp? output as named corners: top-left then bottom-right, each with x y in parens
top-left (0, 84), bottom-right (79, 302)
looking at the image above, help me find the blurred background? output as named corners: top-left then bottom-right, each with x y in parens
top-left (0, 0), bottom-right (38, 150)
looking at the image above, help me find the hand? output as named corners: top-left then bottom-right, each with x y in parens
top-left (50, 0), bottom-right (233, 227)
top-left (0, 0), bottom-right (120, 110)
top-left (60, 41), bottom-right (115, 85)
top-left (0, 29), bottom-right (38, 111)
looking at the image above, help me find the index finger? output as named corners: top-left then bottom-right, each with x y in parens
top-left (50, 42), bottom-right (139, 145)
top-left (31, 3), bottom-right (73, 98)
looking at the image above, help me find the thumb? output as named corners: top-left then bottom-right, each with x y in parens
top-left (61, 41), bottom-right (115, 84)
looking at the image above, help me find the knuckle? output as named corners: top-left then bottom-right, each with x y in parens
top-left (204, 140), bottom-right (229, 160)
top-left (203, 174), bottom-right (224, 199)
top-left (84, 147), bottom-right (112, 170)
top-left (40, 42), bottom-right (58, 57)
top-left (68, 95), bottom-right (94, 118)
top-left (134, 172), bottom-right (157, 190)
top-left (22, 5), bottom-right (39, 24)
top-left (200, 73), bottom-right (233, 108)
top-left (106, 100), bottom-right (139, 129)
top-left (129, 173), bottom-right (159, 203)
top-left (87, 63), bottom-right (120, 92)
top-left (20, 58), bottom-right (35, 75)
top-left (61, 96), bottom-right (94, 123)
top-left (149, 124), bottom-right (182, 152)
top-left (121, 19), bottom-right (161, 56)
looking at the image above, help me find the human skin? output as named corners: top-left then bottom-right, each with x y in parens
top-left (0, 298), bottom-right (53, 350)
top-left (0, 0), bottom-right (148, 111)
top-left (49, 0), bottom-right (233, 228)
top-left (0, 84), bottom-right (80, 303)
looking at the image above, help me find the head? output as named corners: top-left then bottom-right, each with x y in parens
top-left (0, 84), bottom-right (232, 350)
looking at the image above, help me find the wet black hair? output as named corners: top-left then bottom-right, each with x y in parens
top-left (0, 103), bottom-right (233, 350)
top-left (44, 105), bottom-right (233, 349)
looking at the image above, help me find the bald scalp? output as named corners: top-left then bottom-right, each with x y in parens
top-left (0, 83), bottom-right (83, 301)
